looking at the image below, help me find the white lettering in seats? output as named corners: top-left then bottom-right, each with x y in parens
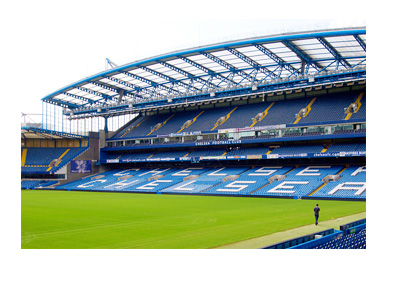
top-left (208, 168), bottom-right (227, 176)
top-left (248, 167), bottom-right (282, 176)
top-left (328, 182), bottom-right (366, 196)
top-left (296, 166), bottom-right (331, 176)
top-left (103, 180), bottom-right (139, 189)
top-left (172, 168), bottom-right (203, 176)
top-left (351, 166), bottom-right (366, 176)
top-left (139, 168), bottom-right (170, 177)
top-left (113, 169), bottom-right (140, 177)
top-left (174, 181), bottom-right (196, 191)
top-left (267, 181), bottom-right (309, 194)
top-left (217, 181), bottom-right (256, 192)
top-left (77, 179), bottom-right (107, 188)
top-left (136, 180), bottom-right (172, 190)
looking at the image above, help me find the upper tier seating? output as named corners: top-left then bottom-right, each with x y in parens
top-left (150, 111), bottom-right (203, 136)
top-left (120, 113), bottom-right (173, 138)
top-left (110, 91), bottom-right (365, 139)
top-left (215, 103), bottom-right (271, 129)
top-left (21, 147), bottom-right (88, 173)
top-left (298, 92), bottom-right (362, 124)
top-left (112, 116), bottom-right (147, 138)
top-left (255, 97), bottom-right (310, 126)
top-left (349, 92), bottom-right (366, 120)
top-left (182, 106), bottom-right (238, 132)
top-left (24, 148), bottom-right (68, 165)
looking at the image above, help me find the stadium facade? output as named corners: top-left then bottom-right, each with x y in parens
top-left (21, 27), bottom-right (366, 201)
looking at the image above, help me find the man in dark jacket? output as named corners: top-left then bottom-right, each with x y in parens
top-left (314, 204), bottom-right (320, 225)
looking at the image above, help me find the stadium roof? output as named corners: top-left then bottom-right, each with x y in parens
top-left (42, 27), bottom-right (366, 118)
top-left (21, 126), bottom-right (87, 140)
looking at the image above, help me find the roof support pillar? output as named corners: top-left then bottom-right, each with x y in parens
top-left (104, 117), bottom-right (108, 139)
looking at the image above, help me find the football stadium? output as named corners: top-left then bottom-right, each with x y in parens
top-left (21, 27), bottom-right (366, 249)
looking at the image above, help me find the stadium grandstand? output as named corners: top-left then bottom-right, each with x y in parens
top-left (21, 26), bottom-right (366, 248)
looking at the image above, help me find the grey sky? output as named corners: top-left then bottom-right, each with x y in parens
top-left (7, 1), bottom-right (366, 121)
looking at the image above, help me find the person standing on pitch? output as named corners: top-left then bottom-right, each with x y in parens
top-left (314, 204), bottom-right (320, 225)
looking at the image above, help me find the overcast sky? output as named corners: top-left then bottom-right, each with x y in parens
top-left (3, 0), bottom-right (367, 123)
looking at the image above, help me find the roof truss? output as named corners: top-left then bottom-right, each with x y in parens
top-left (41, 28), bottom-right (366, 113)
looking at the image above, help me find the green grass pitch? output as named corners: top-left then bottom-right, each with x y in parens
top-left (21, 190), bottom-right (366, 249)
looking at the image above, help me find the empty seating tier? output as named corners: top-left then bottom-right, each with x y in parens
top-left (21, 147), bottom-right (88, 174)
top-left (54, 165), bottom-right (365, 200)
top-left (109, 91), bottom-right (366, 139)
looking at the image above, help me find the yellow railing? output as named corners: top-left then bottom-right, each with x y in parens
top-left (147, 114), bottom-right (175, 136)
top-left (250, 102), bottom-right (275, 127)
top-left (21, 148), bottom-right (27, 166)
top-left (211, 107), bottom-right (237, 131)
top-left (46, 149), bottom-right (70, 171)
top-left (120, 117), bottom-right (148, 138)
top-left (177, 111), bottom-right (204, 133)
top-left (293, 98), bottom-right (317, 124)
top-left (345, 92), bottom-right (364, 120)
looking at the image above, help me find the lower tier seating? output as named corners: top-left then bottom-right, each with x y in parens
top-left (55, 165), bottom-right (366, 199)
top-left (313, 228), bottom-right (366, 249)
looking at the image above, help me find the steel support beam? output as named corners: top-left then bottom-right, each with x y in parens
top-left (354, 35), bottom-right (366, 52)
top-left (226, 47), bottom-right (278, 80)
top-left (44, 98), bottom-right (78, 109)
top-left (87, 81), bottom-right (119, 94)
top-left (120, 71), bottom-right (171, 99)
top-left (178, 56), bottom-right (230, 89)
top-left (62, 92), bottom-right (95, 105)
top-left (77, 86), bottom-right (112, 101)
top-left (200, 51), bottom-right (253, 84)
top-left (139, 65), bottom-right (194, 93)
top-left (254, 43), bottom-right (300, 76)
top-left (317, 37), bottom-right (351, 69)
top-left (282, 40), bottom-right (323, 73)
top-left (158, 61), bottom-right (216, 89)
